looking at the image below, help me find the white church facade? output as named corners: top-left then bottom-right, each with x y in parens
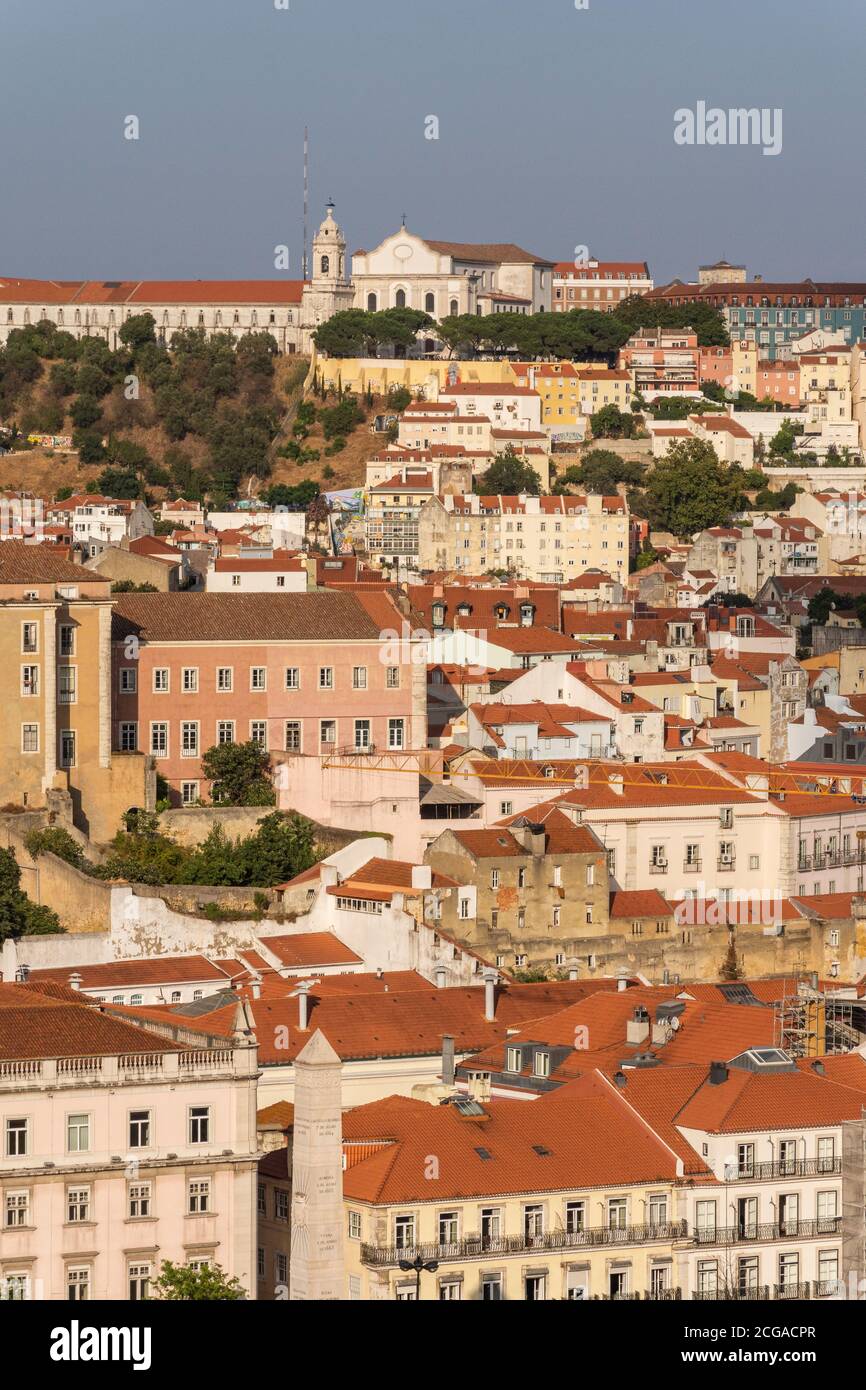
top-left (0, 206), bottom-right (553, 358)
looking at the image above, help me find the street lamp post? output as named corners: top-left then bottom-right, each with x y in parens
top-left (398, 1255), bottom-right (439, 1301)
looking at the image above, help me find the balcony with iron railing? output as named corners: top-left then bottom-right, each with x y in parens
top-left (727, 1158), bottom-right (841, 1181)
top-left (798, 848), bottom-right (866, 873)
top-left (717, 856), bottom-right (736, 872)
top-left (694, 1281), bottom-right (837, 1301)
top-left (693, 1217), bottom-right (841, 1246)
top-left (361, 1221), bottom-right (687, 1266)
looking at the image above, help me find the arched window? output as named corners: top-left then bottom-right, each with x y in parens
top-left (425, 292), bottom-right (435, 313)
top-left (269, 310), bottom-right (276, 324)
top-left (198, 311), bottom-right (205, 326)
top-left (6, 309), bottom-right (12, 324)
top-left (74, 309), bottom-right (81, 325)
top-left (396, 289), bottom-right (406, 309)
top-left (321, 255), bottom-right (330, 275)
top-left (450, 299), bottom-right (458, 317)
top-left (367, 292), bottom-right (378, 312)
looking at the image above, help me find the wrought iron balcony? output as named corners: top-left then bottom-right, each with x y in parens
top-left (727, 1157), bottom-right (841, 1181)
top-left (361, 1221), bottom-right (687, 1267)
top-left (693, 1217), bottom-right (841, 1246)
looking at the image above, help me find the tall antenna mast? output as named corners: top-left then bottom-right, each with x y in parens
top-left (302, 126), bottom-right (309, 282)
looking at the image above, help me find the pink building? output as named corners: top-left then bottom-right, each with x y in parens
top-left (112, 590), bottom-right (425, 806)
top-left (0, 983), bottom-right (258, 1300)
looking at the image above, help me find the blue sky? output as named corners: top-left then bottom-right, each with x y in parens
top-left (2, 0), bottom-right (862, 284)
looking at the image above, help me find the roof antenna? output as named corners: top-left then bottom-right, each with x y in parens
top-left (302, 125), bottom-right (309, 282)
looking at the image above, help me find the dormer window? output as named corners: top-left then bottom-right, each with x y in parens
top-left (533, 1051), bottom-right (551, 1078)
top-left (506, 1046), bottom-right (522, 1073)
top-left (432, 604), bottom-right (446, 628)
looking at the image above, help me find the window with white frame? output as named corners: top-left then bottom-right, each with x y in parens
top-left (217, 720), bottom-right (234, 745)
top-left (181, 781), bottom-right (199, 805)
top-left (188, 1179), bottom-right (210, 1213)
top-left (21, 724), bottom-right (39, 754)
top-left (181, 722), bottom-right (199, 756)
top-left (250, 667), bottom-right (266, 691)
top-left (153, 668), bottom-right (170, 693)
top-left (250, 721), bottom-right (267, 748)
top-left (66, 1266), bottom-right (91, 1301)
top-left (285, 667), bottom-right (300, 689)
top-left (151, 722), bottom-right (168, 756)
top-left (128, 1182), bottom-right (151, 1218)
top-left (388, 718), bottom-right (405, 749)
top-left (189, 1106), bottom-right (210, 1144)
top-left (319, 667), bottom-right (334, 690)
top-left (67, 1186), bottom-right (90, 1223)
top-left (4, 1190), bottom-right (29, 1227)
top-left (217, 667), bottom-right (233, 692)
top-left (182, 667), bottom-right (198, 693)
top-left (285, 721), bottom-right (302, 751)
top-left (352, 666), bottom-right (367, 690)
top-left (320, 719), bottom-right (336, 747)
top-left (386, 666), bottom-right (400, 689)
top-left (128, 1263), bottom-right (151, 1300)
top-left (354, 719), bottom-right (371, 750)
top-left (129, 1110), bottom-right (151, 1148)
top-left (66, 1113), bottom-right (90, 1153)
top-left (20, 665), bottom-right (38, 697)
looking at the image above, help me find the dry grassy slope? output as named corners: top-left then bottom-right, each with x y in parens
top-left (1, 353), bottom-right (382, 499)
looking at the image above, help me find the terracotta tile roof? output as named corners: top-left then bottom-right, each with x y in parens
top-left (259, 934), bottom-right (363, 968)
top-left (0, 995), bottom-right (184, 1059)
top-left (341, 1089), bottom-right (678, 1203)
top-left (609, 890), bottom-right (673, 919)
top-left (424, 241), bottom-right (554, 267)
top-left (0, 541), bottom-right (103, 584)
top-left (676, 1063), bottom-right (866, 1133)
top-left (257, 1100), bottom-right (294, 1130)
top-left (111, 590), bottom-right (390, 643)
top-left (212, 550), bottom-right (305, 573)
top-left (28, 956), bottom-right (230, 989)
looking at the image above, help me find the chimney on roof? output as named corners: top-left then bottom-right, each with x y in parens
top-left (616, 970), bottom-right (629, 993)
top-left (434, 965), bottom-right (447, 989)
top-left (250, 973), bottom-right (262, 1001)
top-left (708, 1060), bottom-right (728, 1086)
top-left (441, 1034), bottom-right (455, 1087)
top-left (290, 979), bottom-right (319, 1031)
top-left (68, 972), bottom-right (83, 992)
top-left (483, 968), bottom-right (499, 1023)
top-left (512, 823), bottom-right (546, 856)
top-left (376, 967), bottom-right (384, 979)
top-left (626, 1005), bottom-right (650, 1045)
top-left (412, 864), bottom-right (432, 890)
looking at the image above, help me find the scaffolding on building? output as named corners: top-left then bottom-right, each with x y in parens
top-left (773, 975), bottom-right (858, 1057)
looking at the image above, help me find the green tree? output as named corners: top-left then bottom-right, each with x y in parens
top-left (201, 740), bottom-right (275, 806)
top-left (645, 438), bottom-right (742, 538)
top-left (0, 848), bottom-right (64, 941)
top-left (70, 395), bottom-right (103, 430)
top-left (149, 1260), bottom-right (245, 1301)
top-left (119, 313), bottom-right (157, 349)
top-left (590, 404), bottom-right (637, 439)
top-left (476, 446), bottom-right (541, 496)
top-left (23, 827), bottom-right (88, 872)
top-left (234, 811), bottom-right (316, 886)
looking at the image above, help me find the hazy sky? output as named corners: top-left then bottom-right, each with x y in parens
top-left (2, 0), bottom-right (863, 286)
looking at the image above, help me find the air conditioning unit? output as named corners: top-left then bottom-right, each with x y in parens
top-left (720, 854), bottom-right (733, 866)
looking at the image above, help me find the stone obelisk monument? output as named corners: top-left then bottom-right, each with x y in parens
top-left (289, 1030), bottom-right (345, 1299)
